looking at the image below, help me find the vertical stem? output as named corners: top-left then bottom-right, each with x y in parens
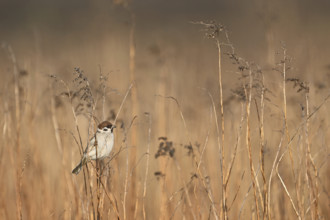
top-left (305, 92), bottom-right (319, 219)
top-left (282, 48), bottom-right (296, 179)
top-left (259, 76), bottom-right (267, 219)
top-left (7, 45), bottom-right (22, 220)
top-left (282, 47), bottom-right (299, 216)
top-left (246, 68), bottom-right (260, 220)
top-left (129, 11), bottom-right (138, 218)
top-left (142, 114), bottom-right (151, 220)
top-left (96, 160), bottom-right (100, 219)
top-left (102, 84), bottom-right (106, 121)
top-left (216, 40), bottom-right (227, 220)
top-left (123, 143), bottom-right (129, 220)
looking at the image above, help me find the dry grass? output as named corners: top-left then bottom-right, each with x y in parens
top-left (0, 15), bottom-right (329, 220)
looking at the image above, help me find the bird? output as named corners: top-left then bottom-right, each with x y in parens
top-left (72, 121), bottom-right (116, 175)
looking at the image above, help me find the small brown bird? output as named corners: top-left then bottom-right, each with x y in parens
top-left (72, 121), bottom-right (116, 175)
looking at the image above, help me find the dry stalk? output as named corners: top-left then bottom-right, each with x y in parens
top-left (267, 91), bottom-right (329, 220)
top-left (244, 67), bottom-right (260, 220)
top-left (123, 139), bottom-right (129, 220)
top-left (192, 22), bottom-right (231, 219)
top-left (228, 171), bottom-right (245, 213)
top-left (276, 148), bottom-right (301, 219)
top-left (77, 71), bottom-right (99, 220)
top-left (304, 91), bottom-right (320, 219)
top-left (238, 171), bottom-right (258, 219)
top-left (97, 82), bottom-right (133, 219)
top-left (142, 113), bottom-right (152, 220)
top-left (96, 160), bottom-right (102, 219)
top-left (216, 39), bottom-right (227, 220)
top-left (225, 102), bottom-right (244, 217)
top-left (168, 181), bottom-right (197, 219)
top-left (128, 11), bottom-right (138, 218)
top-left (51, 70), bottom-right (98, 218)
top-left (97, 176), bottom-right (120, 219)
top-left (99, 67), bottom-right (107, 121)
top-left (280, 47), bottom-right (300, 214)
top-left (134, 182), bottom-right (140, 219)
top-left (254, 73), bottom-right (267, 219)
top-left (114, 83), bottom-right (134, 125)
top-left (4, 44), bottom-right (22, 220)
top-left (224, 102), bottom-right (243, 190)
top-left (267, 130), bottom-right (283, 220)
top-left (296, 133), bottom-right (305, 220)
top-left (279, 93), bottom-right (330, 155)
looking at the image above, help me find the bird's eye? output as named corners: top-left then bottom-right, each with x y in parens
top-left (103, 128), bottom-right (108, 131)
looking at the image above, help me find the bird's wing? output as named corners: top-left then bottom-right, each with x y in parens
top-left (84, 135), bottom-right (97, 154)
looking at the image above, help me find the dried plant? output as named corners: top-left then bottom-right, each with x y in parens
top-left (1, 18), bottom-right (329, 220)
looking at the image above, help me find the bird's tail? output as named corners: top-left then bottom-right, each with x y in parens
top-left (72, 157), bottom-right (87, 175)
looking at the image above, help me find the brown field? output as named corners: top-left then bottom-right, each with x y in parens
top-left (0, 1), bottom-right (329, 219)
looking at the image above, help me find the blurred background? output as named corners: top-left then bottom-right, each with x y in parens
top-left (1, 0), bottom-right (330, 78)
top-left (0, 0), bottom-right (329, 219)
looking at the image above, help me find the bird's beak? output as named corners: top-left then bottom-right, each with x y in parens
top-left (112, 125), bottom-right (116, 129)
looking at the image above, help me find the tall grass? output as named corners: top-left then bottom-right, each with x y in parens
top-left (0, 21), bottom-right (329, 220)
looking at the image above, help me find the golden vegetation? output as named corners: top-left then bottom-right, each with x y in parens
top-left (0, 10), bottom-right (329, 220)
